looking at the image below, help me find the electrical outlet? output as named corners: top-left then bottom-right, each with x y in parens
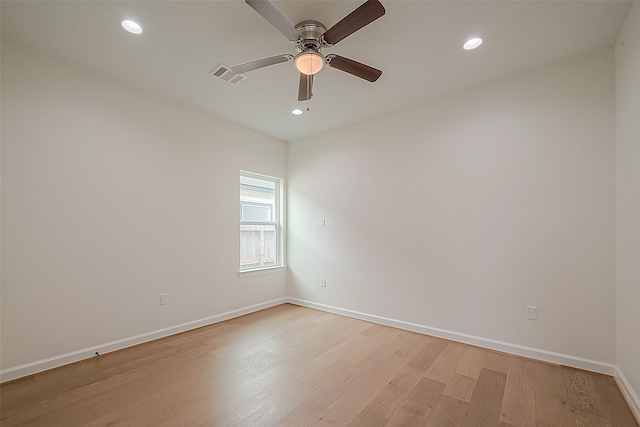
top-left (320, 278), bottom-right (326, 287)
top-left (160, 293), bottom-right (168, 305)
top-left (526, 306), bottom-right (537, 320)
top-left (320, 218), bottom-right (326, 227)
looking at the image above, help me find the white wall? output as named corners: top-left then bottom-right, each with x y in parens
top-left (288, 48), bottom-right (616, 364)
top-left (616, 0), bottom-right (640, 409)
top-left (0, 40), bottom-right (288, 373)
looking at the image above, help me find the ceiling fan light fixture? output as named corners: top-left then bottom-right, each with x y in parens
top-left (294, 51), bottom-right (324, 75)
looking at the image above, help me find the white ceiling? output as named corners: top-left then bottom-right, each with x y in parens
top-left (1, 0), bottom-right (632, 141)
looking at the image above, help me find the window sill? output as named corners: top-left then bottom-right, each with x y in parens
top-left (238, 266), bottom-right (287, 277)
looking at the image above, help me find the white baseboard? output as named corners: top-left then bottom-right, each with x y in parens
top-left (285, 298), bottom-right (619, 376)
top-left (0, 298), bottom-right (288, 383)
top-left (615, 367), bottom-right (640, 425)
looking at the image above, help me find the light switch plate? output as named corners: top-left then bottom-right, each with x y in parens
top-left (526, 306), bottom-right (537, 320)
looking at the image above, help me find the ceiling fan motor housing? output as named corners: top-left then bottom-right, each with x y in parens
top-left (294, 20), bottom-right (327, 52)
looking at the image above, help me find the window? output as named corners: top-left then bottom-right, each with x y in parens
top-left (240, 171), bottom-right (283, 272)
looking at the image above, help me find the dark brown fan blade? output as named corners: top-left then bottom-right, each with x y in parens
top-left (245, 0), bottom-right (301, 42)
top-left (298, 73), bottom-right (313, 101)
top-left (231, 54), bottom-right (292, 74)
top-left (327, 55), bottom-right (382, 82)
top-left (322, 0), bottom-right (385, 46)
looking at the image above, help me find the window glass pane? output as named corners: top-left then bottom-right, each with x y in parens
top-left (241, 203), bottom-right (272, 221)
top-left (240, 177), bottom-right (275, 221)
top-left (240, 224), bottom-right (277, 269)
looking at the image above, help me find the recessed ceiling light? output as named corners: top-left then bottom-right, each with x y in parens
top-left (292, 109), bottom-right (303, 115)
top-left (463, 37), bottom-right (483, 50)
top-left (121, 20), bottom-right (143, 35)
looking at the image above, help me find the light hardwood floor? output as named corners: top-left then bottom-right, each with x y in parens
top-left (1, 303), bottom-right (637, 426)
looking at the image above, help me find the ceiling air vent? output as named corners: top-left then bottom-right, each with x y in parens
top-left (209, 63), bottom-right (247, 85)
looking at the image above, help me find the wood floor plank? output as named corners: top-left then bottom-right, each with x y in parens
top-left (347, 408), bottom-right (388, 427)
top-left (178, 392), bottom-right (243, 426)
top-left (442, 373), bottom-right (477, 403)
top-left (240, 358), bottom-right (352, 425)
top-left (425, 395), bottom-right (468, 427)
top-left (407, 337), bottom-right (449, 371)
top-left (308, 359), bottom-right (360, 409)
top-left (318, 353), bottom-right (410, 425)
top-left (459, 368), bottom-right (507, 427)
top-left (455, 346), bottom-right (487, 379)
top-left (355, 364), bottom-right (427, 423)
top-left (276, 400), bottom-right (330, 427)
top-left (484, 350), bottom-right (511, 374)
top-left (285, 332), bottom-right (348, 369)
top-left (499, 356), bottom-right (536, 427)
top-left (360, 323), bottom-right (388, 337)
top-left (535, 361), bottom-right (580, 426)
top-left (562, 367), bottom-right (638, 426)
top-left (311, 334), bottom-right (383, 367)
top-left (588, 372), bottom-right (639, 425)
top-left (425, 342), bottom-right (468, 383)
top-left (534, 362), bottom-right (614, 427)
top-left (407, 377), bottom-right (446, 409)
top-left (393, 331), bottom-right (429, 359)
top-left (337, 320), bottom-right (376, 338)
top-left (386, 399), bottom-right (432, 426)
top-left (1, 304), bottom-right (637, 427)
top-left (389, 365), bottom-right (429, 392)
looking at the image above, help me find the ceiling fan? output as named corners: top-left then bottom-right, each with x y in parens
top-left (216, 0), bottom-right (386, 101)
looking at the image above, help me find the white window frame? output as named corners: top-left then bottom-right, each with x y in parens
top-left (239, 170), bottom-right (285, 275)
